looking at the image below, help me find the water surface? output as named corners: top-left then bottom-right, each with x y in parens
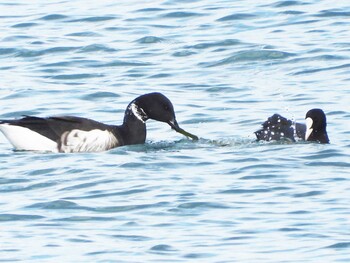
top-left (1, 0), bottom-right (350, 262)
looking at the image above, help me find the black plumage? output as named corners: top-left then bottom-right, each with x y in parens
top-left (0, 92), bottom-right (198, 152)
top-left (255, 109), bottom-right (329, 144)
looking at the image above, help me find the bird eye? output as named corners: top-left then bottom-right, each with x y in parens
top-left (164, 105), bottom-right (169, 111)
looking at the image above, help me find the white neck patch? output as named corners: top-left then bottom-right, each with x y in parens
top-left (130, 103), bottom-right (147, 123)
top-left (305, 117), bottom-right (313, 140)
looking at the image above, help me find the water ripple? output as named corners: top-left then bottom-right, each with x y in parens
top-left (325, 242), bottom-right (350, 249)
top-left (80, 91), bottom-right (120, 100)
top-left (136, 36), bottom-right (165, 44)
top-left (273, 1), bottom-right (307, 8)
top-left (0, 214), bottom-right (44, 221)
top-left (49, 73), bottom-right (103, 80)
top-left (221, 187), bottom-right (290, 195)
top-left (315, 10), bottom-right (350, 18)
top-left (162, 11), bottom-right (203, 18)
top-left (177, 202), bottom-right (230, 209)
top-left (113, 234), bottom-right (151, 242)
top-left (291, 63), bottom-right (350, 75)
top-left (77, 44), bottom-right (116, 53)
top-left (65, 188), bottom-right (150, 200)
top-left (68, 16), bottom-right (116, 23)
top-left (54, 216), bottom-right (116, 222)
top-left (201, 50), bottom-right (295, 67)
top-left (293, 191), bottom-right (324, 198)
top-left (217, 13), bottom-right (257, 21)
top-left (27, 200), bottom-right (82, 210)
top-left (11, 22), bottom-right (38, 28)
top-left (150, 244), bottom-right (177, 253)
top-left (186, 39), bottom-right (242, 50)
top-left (0, 182), bottom-right (58, 193)
top-left (39, 14), bottom-right (68, 21)
top-left (92, 202), bottom-right (170, 213)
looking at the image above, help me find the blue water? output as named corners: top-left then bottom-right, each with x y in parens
top-left (1, 0), bottom-right (350, 261)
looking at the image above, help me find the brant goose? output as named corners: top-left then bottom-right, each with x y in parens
top-left (0, 92), bottom-right (198, 152)
top-left (255, 108), bottom-right (329, 143)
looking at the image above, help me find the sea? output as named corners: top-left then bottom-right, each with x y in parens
top-left (0, 0), bottom-right (349, 262)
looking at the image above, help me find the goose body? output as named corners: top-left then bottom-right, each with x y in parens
top-left (255, 109), bottom-right (329, 144)
top-left (0, 92), bottom-right (198, 153)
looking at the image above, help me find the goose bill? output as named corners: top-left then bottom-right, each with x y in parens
top-left (168, 120), bottom-right (198, 140)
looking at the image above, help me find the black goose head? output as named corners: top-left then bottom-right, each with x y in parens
top-left (131, 92), bottom-right (198, 140)
top-left (305, 108), bottom-right (329, 143)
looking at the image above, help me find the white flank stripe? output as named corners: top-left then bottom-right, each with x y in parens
top-left (60, 129), bottom-right (119, 153)
top-left (0, 124), bottom-right (58, 152)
